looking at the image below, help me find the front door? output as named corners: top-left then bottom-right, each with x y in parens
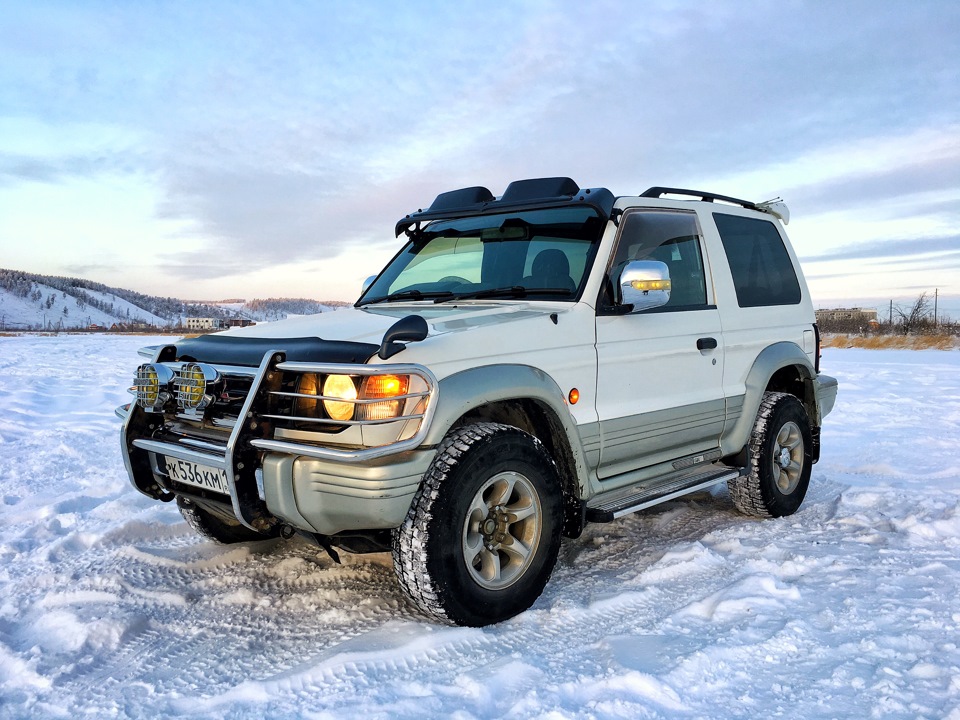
top-left (595, 208), bottom-right (725, 481)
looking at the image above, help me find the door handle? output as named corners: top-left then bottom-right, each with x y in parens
top-left (697, 337), bottom-right (718, 351)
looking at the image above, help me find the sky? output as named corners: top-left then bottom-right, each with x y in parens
top-left (1, 1), bottom-right (958, 315)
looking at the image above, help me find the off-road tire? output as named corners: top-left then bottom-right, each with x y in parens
top-left (728, 391), bottom-right (813, 518)
top-left (393, 422), bottom-right (564, 626)
top-left (176, 497), bottom-right (273, 544)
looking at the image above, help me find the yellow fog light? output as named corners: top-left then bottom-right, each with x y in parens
top-left (322, 374), bottom-right (358, 421)
top-left (134, 363), bottom-right (175, 411)
top-left (175, 363), bottom-right (220, 410)
top-left (359, 374), bottom-right (409, 421)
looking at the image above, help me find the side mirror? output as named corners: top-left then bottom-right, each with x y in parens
top-left (619, 260), bottom-right (671, 313)
top-left (361, 275), bottom-right (377, 295)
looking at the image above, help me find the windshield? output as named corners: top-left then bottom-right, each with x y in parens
top-left (358, 207), bottom-right (605, 306)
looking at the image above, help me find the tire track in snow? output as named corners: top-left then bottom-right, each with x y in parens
top-left (167, 489), bottom-right (810, 716)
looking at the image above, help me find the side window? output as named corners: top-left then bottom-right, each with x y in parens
top-left (607, 210), bottom-right (707, 310)
top-left (713, 213), bottom-right (801, 307)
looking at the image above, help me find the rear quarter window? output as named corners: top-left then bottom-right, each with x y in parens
top-left (713, 212), bottom-right (801, 308)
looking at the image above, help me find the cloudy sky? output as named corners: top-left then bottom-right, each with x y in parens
top-left (1, 1), bottom-right (958, 315)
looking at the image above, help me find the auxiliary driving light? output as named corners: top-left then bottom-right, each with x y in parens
top-left (134, 363), bottom-right (175, 412)
top-left (174, 363), bottom-right (221, 410)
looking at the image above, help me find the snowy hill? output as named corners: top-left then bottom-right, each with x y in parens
top-left (0, 269), bottom-right (348, 330)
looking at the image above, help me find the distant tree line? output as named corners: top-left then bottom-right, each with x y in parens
top-left (246, 297), bottom-right (345, 320)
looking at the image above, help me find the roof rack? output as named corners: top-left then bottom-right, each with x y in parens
top-left (640, 187), bottom-right (759, 211)
top-left (395, 177), bottom-right (615, 236)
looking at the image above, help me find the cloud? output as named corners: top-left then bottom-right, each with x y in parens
top-left (0, 151), bottom-right (141, 185)
top-left (783, 146), bottom-right (960, 217)
top-left (3, 2), bottom-right (959, 300)
top-left (802, 234), bottom-right (960, 263)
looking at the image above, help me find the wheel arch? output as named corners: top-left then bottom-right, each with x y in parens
top-left (722, 342), bottom-right (819, 460)
top-left (427, 364), bottom-right (589, 537)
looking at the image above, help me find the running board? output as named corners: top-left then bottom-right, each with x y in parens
top-left (586, 465), bottom-right (742, 522)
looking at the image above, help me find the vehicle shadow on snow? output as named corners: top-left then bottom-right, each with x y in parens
top-left (162, 472), bottom-right (848, 627)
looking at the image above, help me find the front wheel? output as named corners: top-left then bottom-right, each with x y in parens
top-left (393, 423), bottom-right (563, 626)
top-left (728, 392), bottom-right (813, 518)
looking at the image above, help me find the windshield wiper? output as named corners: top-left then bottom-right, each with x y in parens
top-left (435, 286), bottom-right (573, 303)
top-left (359, 289), bottom-right (454, 306)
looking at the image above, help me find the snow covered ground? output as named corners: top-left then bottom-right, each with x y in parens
top-left (1, 335), bottom-right (958, 719)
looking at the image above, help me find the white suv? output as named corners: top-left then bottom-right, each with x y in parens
top-left (119, 177), bottom-right (838, 626)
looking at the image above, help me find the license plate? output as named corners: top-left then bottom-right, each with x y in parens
top-left (164, 457), bottom-right (230, 495)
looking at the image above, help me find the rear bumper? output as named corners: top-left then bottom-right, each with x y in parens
top-left (815, 373), bottom-right (839, 420)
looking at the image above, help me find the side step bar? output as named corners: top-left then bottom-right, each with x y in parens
top-left (586, 465), bottom-right (742, 522)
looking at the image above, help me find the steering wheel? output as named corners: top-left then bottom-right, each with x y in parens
top-left (439, 276), bottom-right (469, 285)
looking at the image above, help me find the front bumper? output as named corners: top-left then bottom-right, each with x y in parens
top-left (262, 450), bottom-right (434, 535)
top-left (120, 348), bottom-right (438, 534)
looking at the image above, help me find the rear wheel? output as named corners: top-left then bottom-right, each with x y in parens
top-left (393, 423), bottom-right (563, 626)
top-left (176, 497), bottom-right (274, 544)
top-left (728, 392), bottom-right (813, 518)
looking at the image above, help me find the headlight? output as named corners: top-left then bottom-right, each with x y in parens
top-left (134, 363), bottom-right (175, 412)
top-left (294, 373), bottom-right (320, 417)
top-left (358, 374), bottom-right (409, 421)
top-left (290, 372), bottom-right (422, 424)
top-left (322, 374), bottom-right (358, 421)
top-left (174, 363), bottom-right (221, 410)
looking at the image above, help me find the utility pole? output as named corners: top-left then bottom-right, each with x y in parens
top-left (889, 299), bottom-right (893, 326)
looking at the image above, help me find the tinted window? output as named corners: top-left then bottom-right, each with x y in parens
top-left (607, 210), bottom-right (707, 309)
top-left (713, 213), bottom-right (801, 307)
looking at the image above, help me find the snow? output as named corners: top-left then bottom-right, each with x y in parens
top-left (1, 336), bottom-right (959, 718)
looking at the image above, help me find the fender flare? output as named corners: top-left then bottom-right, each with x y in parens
top-left (721, 342), bottom-right (817, 457)
top-left (425, 364), bottom-right (591, 494)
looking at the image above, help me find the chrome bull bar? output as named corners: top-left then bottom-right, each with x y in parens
top-left (121, 349), bottom-right (439, 532)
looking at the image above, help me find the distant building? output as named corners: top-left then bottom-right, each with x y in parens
top-left (109, 322), bottom-right (153, 331)
top-left (222, 318), bottom-right (255, 328)
top-left (185, 317), bottom-right (223, 330)
top-left (815, 308), bottom-right (879, 324)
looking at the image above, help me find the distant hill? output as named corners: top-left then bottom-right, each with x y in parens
top-left (0, 268), bottom-right (349, 331)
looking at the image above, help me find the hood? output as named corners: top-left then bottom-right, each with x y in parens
top-left (177, 302), bottom-right (568, 366)
top-left (224, 303), bottom-right (565, 343)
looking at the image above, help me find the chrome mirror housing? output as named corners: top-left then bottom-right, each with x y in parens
top-left (619, 260), bottom-right (671, 313)
top-left (361, 275), bottom-right (377, 295)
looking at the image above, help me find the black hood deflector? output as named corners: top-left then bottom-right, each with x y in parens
top-left (174, 335), bottom-right (378, 367)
